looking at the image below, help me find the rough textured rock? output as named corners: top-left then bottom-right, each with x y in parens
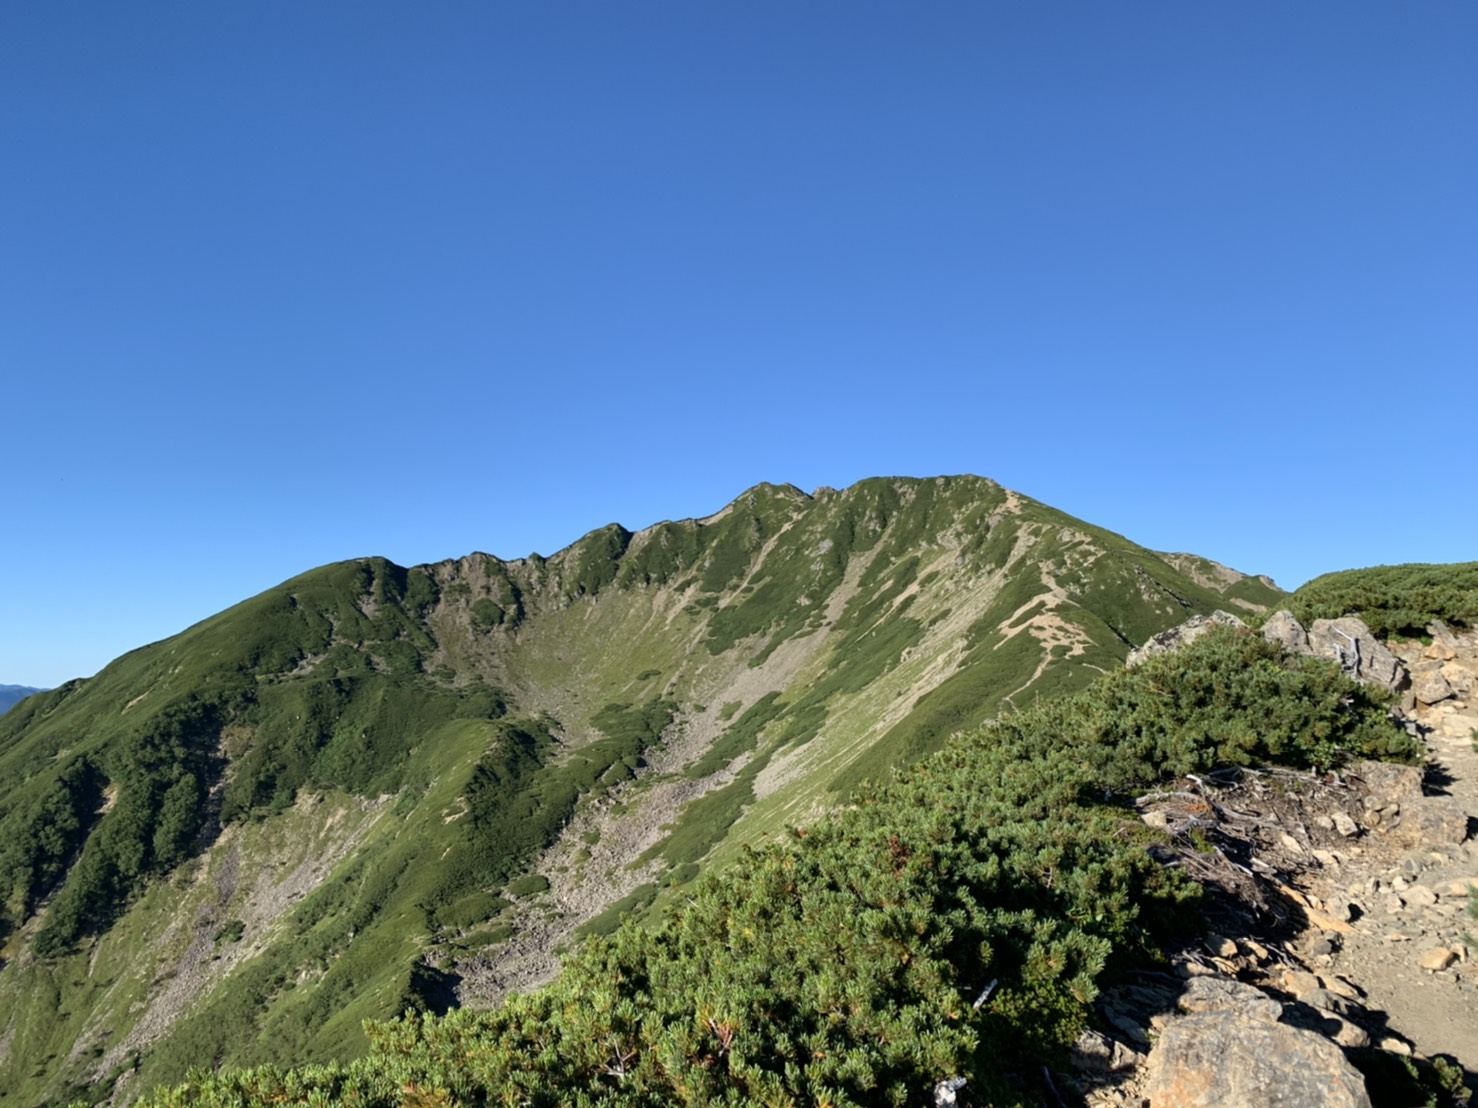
top-left (1402, 884), bottom-right (1437, 908)
top-left (1350, 760), bottom-right (1424, 803)
top-left (1438, 711), bottom-right (1478, 740)
top-left (1261, 609), bottom-right (1311, 655)
top-left (1143, 1013), bottom-right (1371, 1107)
top-left (1071, 1028), bottom-right (1143, 1074)
top-left (1128, 611), bottom-right (1246, 666)
top-left (1306, 617), bottom-right (1409, 693)
top-left (1410, 661), bottom-right (1454, 706)
top-left (1440, 659), bottom-right (1473, 696)
top-left (1176, 976), bottom-right (1283, 1022)
top-left (1416, 947), bottom-right (1458, 972)
top-left (1428, 620), bottom-right (1463, 652)
top-left (1384, 796), bottom-right (1470, 847)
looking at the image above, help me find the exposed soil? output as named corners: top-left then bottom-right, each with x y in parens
top-left (1306, 640), bottom-right (1478, 1071)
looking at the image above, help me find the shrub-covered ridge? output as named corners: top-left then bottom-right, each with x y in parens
top-left (135, 627), bottom-right (1416, 1107)
top-left (1289, 562), bottom-right (1478, 638)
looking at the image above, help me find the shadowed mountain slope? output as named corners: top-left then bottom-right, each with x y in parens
top-left (0, 475), bottom-right (1279, 1105)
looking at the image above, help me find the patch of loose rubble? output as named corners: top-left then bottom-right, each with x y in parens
top-left (84, 793), bottom-right (393, 1090)
top-left (1064, 612), bottom-right (1477, 1108)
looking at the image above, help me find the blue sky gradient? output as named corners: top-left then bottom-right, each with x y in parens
top-left (3, 2), bottom-right (1475, 687)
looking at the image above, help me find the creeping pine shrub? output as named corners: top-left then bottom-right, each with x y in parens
top-left (1289, 561), bottom-right (1478, 638)
top-left (135, 626), bottom-right (1415, 1108)
top-left (1056, 625), bottom-right (1419, 788)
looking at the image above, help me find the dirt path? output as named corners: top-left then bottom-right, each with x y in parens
top-left (1306, 650), bottom-right (1478, 1073)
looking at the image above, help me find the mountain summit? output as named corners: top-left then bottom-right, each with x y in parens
top-left (0, 475), bottom-right (1281, 1103)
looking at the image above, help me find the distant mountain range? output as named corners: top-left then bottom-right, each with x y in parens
top-left (0, 475), bottom-right (1284, 1104)
top-left (0, 684), bottom-right (43, 714)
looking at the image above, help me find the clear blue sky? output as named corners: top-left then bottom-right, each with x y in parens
top-left (3, 2), bottom-right (1475, 689)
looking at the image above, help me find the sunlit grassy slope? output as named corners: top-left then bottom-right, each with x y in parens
top-left (0, 475), bottom-right (1279, 1105)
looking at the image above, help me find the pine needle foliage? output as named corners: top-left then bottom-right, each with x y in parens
top-left (1289, 562), bottom-right (1478, 638)
top-left (134, 627), bottom-right (1413, 1107)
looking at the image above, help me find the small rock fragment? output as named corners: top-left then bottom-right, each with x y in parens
top-left (1300, 988), bottom-right (1350, 1015)
top-left (1329, 1018), bottom-right (1371, 1050)
top-left (1282, 970), bottom-right (1323, 998)
top-left (1332, 811), bottom-right (1359, 837)
top-left (1318, 975), bottom-right (1362, 1001)
top-left (1411, 662), bottom-right (1454, 705)
top-left (1205, 934), bottom-right (1238, 959)
top-left (1417, 947), bottom-right (1458, 972)
top-left (1404, 885), bottom-right (1438, 909)
top-left (1072, 1029), bottom-right (1142, 1074)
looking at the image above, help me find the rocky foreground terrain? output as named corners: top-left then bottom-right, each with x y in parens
top-left (1066, 614), bottom-right (1477, 1107)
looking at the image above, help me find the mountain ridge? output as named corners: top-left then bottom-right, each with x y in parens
top-left (0, 474), bottom-right (1285, 1104)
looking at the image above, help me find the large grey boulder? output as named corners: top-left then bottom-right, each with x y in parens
top-left (1306, 617), bottom-right (1409, 694)
top-left (1144, 1014), bottom-right (1371, 1106)
top-left (1350, 760), bottom-right (1424, 803)
top-left (1128, 611), bottom-right (1246, 667)
top-left (1144, 977), bottom-right (1371, 1107)
top-left (1386, 795), bottom-right (1471, 848)
top-left (1262, 610), bottom-right (1311, 655)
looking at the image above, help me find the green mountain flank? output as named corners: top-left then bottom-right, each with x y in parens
top-left (0, 476), bottom-right (1284, 1105)
top-left (135, 624), bottom-right (1424, 1108)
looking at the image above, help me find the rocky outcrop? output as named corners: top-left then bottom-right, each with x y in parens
top-left (1259, 612), bottom-right (1478, 715)
top-left (1305, 616), bottom-right (1409, 693)
top-left (1260, 609), bottom-right (1308, 656)
top-left (1345, 759), bottom-right (1470, 849)
top-left (1142, 977), bottom-right (1372, 1108)
top-left (1128, 611), bottom-right (1246, 667)
top-left (1392, 624), bottom-right (1478, 743)
top-left (1251, 610), bottom-right (1410, 692)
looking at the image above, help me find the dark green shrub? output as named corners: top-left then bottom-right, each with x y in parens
top-left (1290, 562), bottom-right (1478, 637)
top-left (505, 874), bottom-right (549, 898)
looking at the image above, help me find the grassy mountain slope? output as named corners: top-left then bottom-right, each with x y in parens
top-left (136, 624), bottom-right (1417, 1108)
top-left (0, 475), bottom-right (1280, 1105)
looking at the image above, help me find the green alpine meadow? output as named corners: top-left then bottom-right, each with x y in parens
top-left (2, 474), bottom-right (1335, 1105)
